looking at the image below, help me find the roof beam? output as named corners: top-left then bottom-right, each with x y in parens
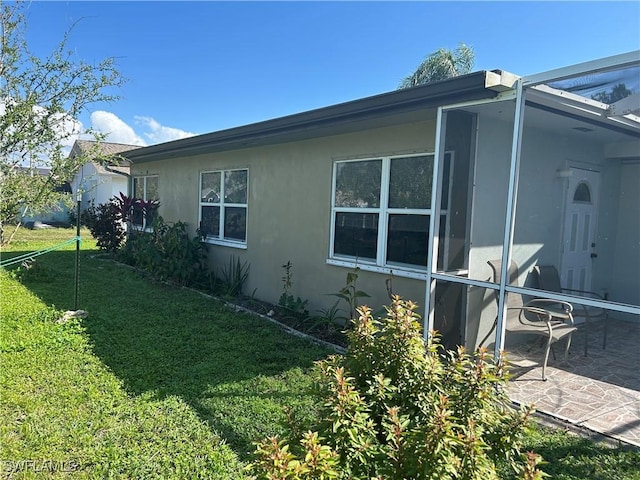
top-left (523, 50), bottom-right (640, 87)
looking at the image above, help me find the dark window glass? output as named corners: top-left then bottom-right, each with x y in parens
top-left (386, 214), bottom-right (429, 267)
top-left (573, 182), bottom-right (591, 203)
top-left (441, 154), bottom-right (451, 210)
top-left (334, 212), bottom-right (379, 260)
top-left (224, 207), bottom-right (246, 241)
top-left (132, 206), bottom-right (144, 228)
top-left (335, 160), bottom-right (382, 208)
top-left (224, 170), bottom-right (247, 204)
top-left (201, 206), bottom-right (220, 237)
top-left (388, 155), bottom-right (432, 209)
top-left (201, 172), bottom-right (221, 203)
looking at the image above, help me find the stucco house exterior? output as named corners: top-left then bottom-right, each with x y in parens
top-left (70, 140), bottom-right (139, 212)
top-left (124, 51), bottom-right (639, 354)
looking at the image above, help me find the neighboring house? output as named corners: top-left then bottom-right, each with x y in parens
top-left (69, 140), bottom-right (139, 212)
top-left (18, 167), bottom-right (73, 226)
top-left (125, 51), bottom-right (640, 353)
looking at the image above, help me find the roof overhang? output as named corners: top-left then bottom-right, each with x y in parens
top-left (522, 50), bottom-right (640, 140)
top-left (126, 70), bottom-right (514, 164)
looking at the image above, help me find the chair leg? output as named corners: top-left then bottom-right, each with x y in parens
top-left (584, 314), bottom-right (590, 357)
top-left (563, 333), bottom-right (573, 363)
top-left (541, 337), bottom-right (553, 381)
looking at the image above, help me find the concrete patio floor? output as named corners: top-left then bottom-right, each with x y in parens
top-left (505, 318), bottom-right (640, 447)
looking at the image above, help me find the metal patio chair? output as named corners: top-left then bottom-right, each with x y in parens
top-left (487, 259), bottom-right (577, 381)
top-left (534, 265), bottom-right (608, 356)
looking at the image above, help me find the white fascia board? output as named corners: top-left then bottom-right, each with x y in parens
top-left (607, 93), bottom-right (640, 117)
top-left (522, 50), bottom-right (640, 87)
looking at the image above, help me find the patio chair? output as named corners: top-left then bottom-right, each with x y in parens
top-left (486, 259), bottom-right (577, 381)
top-left (533, 265), bottom-right (608, 357)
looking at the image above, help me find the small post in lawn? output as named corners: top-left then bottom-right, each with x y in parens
top-left (74, 190), bottom-right (81, 310)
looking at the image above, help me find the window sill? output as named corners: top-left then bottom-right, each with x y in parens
top-left (130, 226), bottom-right (153, 233)
top-left (326, 258), bottom-right (428, 281)
top-left (202, 238), bottom-right (247, 250)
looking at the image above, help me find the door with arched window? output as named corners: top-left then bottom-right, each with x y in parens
top-left (561, 168), bottom-right (600, 293)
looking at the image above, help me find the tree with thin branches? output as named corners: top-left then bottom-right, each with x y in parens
top-left (0, 1), bottom-right (123, 243)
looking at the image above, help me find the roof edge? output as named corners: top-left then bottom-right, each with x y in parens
top-left (126, 70), bottom-right (502, 163)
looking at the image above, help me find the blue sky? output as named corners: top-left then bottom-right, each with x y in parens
top-left (23, 1), bottom-right (640, 146)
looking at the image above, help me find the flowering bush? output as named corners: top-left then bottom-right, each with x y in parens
top-left (249, 296), bottom-right (543, 480)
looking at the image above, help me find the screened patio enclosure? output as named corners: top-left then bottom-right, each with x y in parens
top-left (425, 51), bottom-right (640, 360)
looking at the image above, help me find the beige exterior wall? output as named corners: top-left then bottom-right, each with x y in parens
top-left (132, 119), bottom-right (438, 316)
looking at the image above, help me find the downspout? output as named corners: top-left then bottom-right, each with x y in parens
top-left (494, 78), bottom-right (526, 359)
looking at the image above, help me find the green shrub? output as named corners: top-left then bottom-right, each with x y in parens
top-left (249, 296), bottom-right (542, 480)
top-left (117, 216), bottom-right (208, 287)
top-left (86, 200), bottom-right (125, 252)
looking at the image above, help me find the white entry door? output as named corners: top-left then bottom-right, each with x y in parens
top-left (561, 168), bottom-right (600, 292)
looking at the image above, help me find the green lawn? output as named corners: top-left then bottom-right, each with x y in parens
top-left (1, 227), bottom-right (638, 479)
top-left (1, 227), bottom-right (329, 478)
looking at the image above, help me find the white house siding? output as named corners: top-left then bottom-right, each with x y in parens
top-left (73, 162), bottom-right (128, 210)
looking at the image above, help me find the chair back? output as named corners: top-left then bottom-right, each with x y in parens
top-left (534, 265), bottom-right (562, 293)
top-left (487, 259), bottom-right (522, 310)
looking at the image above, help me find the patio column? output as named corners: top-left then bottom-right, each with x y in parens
top-left (424, 107), bottom-right (448, 340)
top-left (494, 79), bottom-right (526, 359)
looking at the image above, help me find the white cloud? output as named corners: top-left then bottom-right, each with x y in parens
top-left (1, 97), bottom-right (83, 160)
top-left (90, 111), bottom-right (147, 146)
top-left (135, 116), bottom-right (196, 144)
top-left (50, 111), bottom-right (83, 149)
top-left (89, 111), bottom-right (196, 146)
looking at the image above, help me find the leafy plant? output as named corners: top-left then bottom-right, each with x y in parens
top-left (113, 192), bottom-right (139, 224)
top-left (278, 261), bottom-right (309, 315)
top-left (80, 200), bottom-right (98, 229)
top-left (327, 267), bottom-right (369, 325)
top-left (250, 296), bottom-right (541, 480)
top-left (220, 255), bottom-right (250, 297)
top-left (7, 259), bottom-right (53, 283)
top-left (86, 200), bottom-right (125, 252)
top-left (117, 216), bottom-right (208, 286)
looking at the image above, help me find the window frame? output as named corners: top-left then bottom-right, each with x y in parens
top-left (131, 175), bottom-right (159, 231)
top-left (198, 168), bottom-right (249, 249)
top-left (328, 152), bottom-right (453, 279)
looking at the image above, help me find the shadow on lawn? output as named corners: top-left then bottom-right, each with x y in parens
top-left (9, 249), bottom-right (331, 458)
